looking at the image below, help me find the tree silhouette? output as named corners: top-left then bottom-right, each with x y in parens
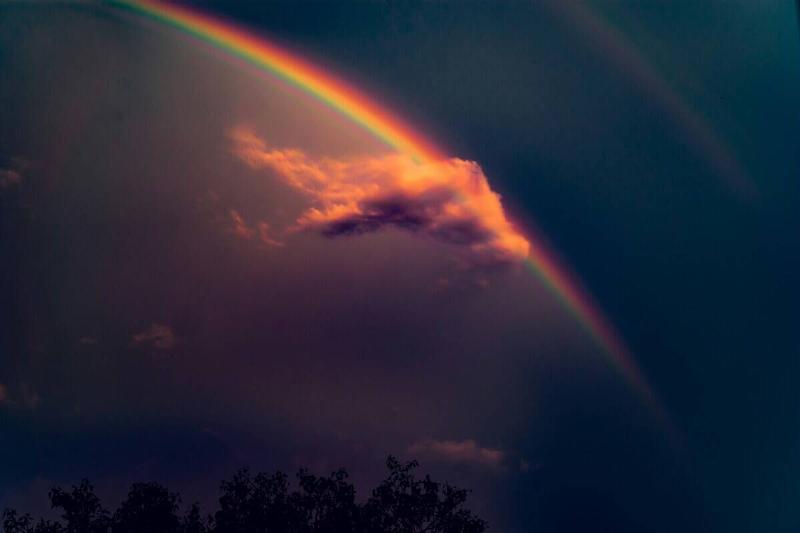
top-left (213, 470), bottom-right (293, 533)
top-left (48, 480), bottom-right (109, 533)
top-left (291, 468), bottom-right (359, 532)
top-left (1, 509), bottom-right (63, 533)
top-left (2, 457), bottom-right (487, 533)
top-left (361, 457), bottom-right (486, 533)
top-left (181, 504), bottom-right (206, 533)
top-left (113, 482), bottom-right (181, 533)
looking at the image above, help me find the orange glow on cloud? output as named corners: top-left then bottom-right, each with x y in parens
top-left (409, 438), bottom-right (504, 468)
top-left (228, 209), bottom-right (284, 247)
top-left (231, 128), bottom-right (530, 265)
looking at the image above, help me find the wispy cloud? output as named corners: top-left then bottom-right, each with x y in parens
top-left (230, 128), bottom-right (529, 266)
top-left (132, 323), bottom-right (177, 350)
top-left (408, 438), bottom-right (504, 468)
top-left (229, 209), bottom-right (254, 240)
top-left (199, 189), bottom-right (284, 249)
top-left (227, 209), bottom-right (283, 247)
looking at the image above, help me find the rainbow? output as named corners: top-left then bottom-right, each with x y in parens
top-left (522, 252), bottom-right (656, 410)
top-left (115, 0), bottom-right (671, 428)
top-left (116, 0), bottom-right (441, 164)
top-left (545, 0), bottom-right (754, 197)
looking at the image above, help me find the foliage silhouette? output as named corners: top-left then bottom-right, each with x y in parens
top-left (50, 480), bottom-right (109, 533)
top-left (2, 456), bottom-right (487, 533)
top-left (113, 483), bottom-right (182, 533)
top-left (362, 457), bottom-right (485, 533)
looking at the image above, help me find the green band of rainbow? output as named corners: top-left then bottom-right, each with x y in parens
top-left (115, 0), bottom-right (673, 432)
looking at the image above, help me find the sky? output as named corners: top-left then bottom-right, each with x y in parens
top-left (1, 1), bottom-right (799, 532)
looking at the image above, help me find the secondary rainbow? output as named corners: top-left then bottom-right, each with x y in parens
top-left (546, 0), bottom-right (754, 197)
top-left (116, 0), bottom-right (670, 425)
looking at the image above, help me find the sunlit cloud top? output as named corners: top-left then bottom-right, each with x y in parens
top-left (231, 127), bottom-right (530, 266)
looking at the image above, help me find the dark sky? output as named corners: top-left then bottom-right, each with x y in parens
top-left (1, 1), bottom-right (799, 532)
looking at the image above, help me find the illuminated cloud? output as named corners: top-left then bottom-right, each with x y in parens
top-left (227, 209), bottom-right (283, 247)
top-left (132, 323), bottom-right (176, 350)
top-left (408, 438), bottom-right (504, 468)
top-left (231, 128), bottom-right (530, 266)
top-left (229, 209), bottom-right (254, 239)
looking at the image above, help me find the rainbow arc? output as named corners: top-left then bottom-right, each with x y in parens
top-left (117, 0), bottom-right (672, 431)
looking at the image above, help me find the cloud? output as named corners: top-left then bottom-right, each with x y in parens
top-left (0, 168), bottom-right (22, 188)
top-left (227, 209), bottom-right (283, 247)
top-left (230, 128), bottom-right (530, 266)
top-left (229, 209), bottom-right (254, 239)
top-left (408, 438), bottom-right (504, 468)
top-left (0, 157), bottom-right (31, 190)
top-left (132, 323), bottom-right (177, 350)
top-left (0, 157), bottom-right (29, 189)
